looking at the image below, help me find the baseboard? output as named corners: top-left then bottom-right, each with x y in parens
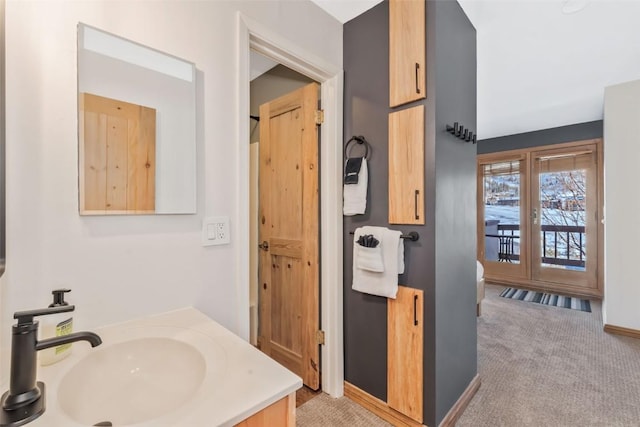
top-left (604, 324), bottom-right (640, 340)
top-left (343, 382), bottom-right (424, 427)
top-left (438, 374), bottom-right (481, 427)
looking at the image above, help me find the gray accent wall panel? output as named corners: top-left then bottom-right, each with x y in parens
top-left (433, 1), bottom-right (478, 423)
top-left (343, 2), bottom-right (392, 401)
top-left (344, 1), bottom-right (477, 424)
top-left (478, 120), bottom-right (603, 153)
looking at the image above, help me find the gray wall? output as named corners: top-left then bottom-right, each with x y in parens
top-left (433, 0), bottom-right (478, 422)
top-left (343, 1), bottom-right (477, 425)
top-left (343, 2), bottom-right (394, 401)
top-left (478, 120), bottom-right (603, 154)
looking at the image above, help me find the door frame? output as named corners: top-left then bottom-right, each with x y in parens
top-left (477, 139), bottom-right (604, 298)
top-left (530, 144), bottom-right (599, 291)
top-left (237, 13), bottom-right (344, 397)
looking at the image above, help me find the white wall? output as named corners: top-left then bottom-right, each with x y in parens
top-left (1, 0), bottom-right (342, 380)
top-left (603, 79), bottom-right (640, 331)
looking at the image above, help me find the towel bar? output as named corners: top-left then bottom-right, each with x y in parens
top-left (349, 231), bottom-right (419, 242)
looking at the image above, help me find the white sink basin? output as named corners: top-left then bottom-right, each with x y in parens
top-left (57, 337), bottom-right (206, 426)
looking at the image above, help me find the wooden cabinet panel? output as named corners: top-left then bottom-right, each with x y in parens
top-left (389, 0), bottom-right (426, 107)
top-left (388, 285), bottom-right (424, 423)
top-left (234, 393), bottom-right (295, 427)
top-left (389, 105), bottom-right (424, 224)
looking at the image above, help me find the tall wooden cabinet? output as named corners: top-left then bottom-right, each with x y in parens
top-left (388, 285), bottom-right (424, 423)
top-left (388, 105), bottom-right (425, 225)
top-left (389, 0), bottom-right (426, 107)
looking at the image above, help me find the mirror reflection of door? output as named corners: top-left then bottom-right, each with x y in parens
top-left (531, 145), bottom-right (599, 291)
top-left (77, 23), bottom-right (197, 215)
top-left (477, 140), bottom-right (603, 297)
top-left (79, 93), bottom-right (156, 214)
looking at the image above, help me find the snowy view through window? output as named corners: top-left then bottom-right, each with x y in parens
top-left (484, 169), bottom-right (586, 270)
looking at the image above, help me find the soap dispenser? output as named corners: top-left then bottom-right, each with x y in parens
top-left (39, 288), bottom-right (74, 366)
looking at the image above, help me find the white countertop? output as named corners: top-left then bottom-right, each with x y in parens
top-left (16, 307), bottom-right (302, 426)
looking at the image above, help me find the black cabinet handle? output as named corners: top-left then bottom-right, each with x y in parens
top-left (415, 62), bottom-right (421, 94)
top-left (414, 295), bottom-right (418, 326)
top-left (414, 190), bottom-right (420, 220)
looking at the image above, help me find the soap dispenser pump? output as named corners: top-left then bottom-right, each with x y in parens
top-left (39, 288), bottom-right (74, 366)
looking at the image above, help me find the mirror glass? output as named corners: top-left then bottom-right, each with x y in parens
top-left (77, 24), bottom-right (196, 215)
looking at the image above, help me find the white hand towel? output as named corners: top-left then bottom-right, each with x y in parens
top-left (343, 158), bottom-right (368, 215)
top-left (356, 245), bottom-right (385, 272)
top-left (352, 226), bottom-right (404, 299)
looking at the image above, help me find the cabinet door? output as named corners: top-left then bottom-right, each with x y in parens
top-left (388, 285), bottom-right (423, 423)
top-left (389, 0), bottom-right (426, 107)
top-left (389, 105), bottom-right (424, 225)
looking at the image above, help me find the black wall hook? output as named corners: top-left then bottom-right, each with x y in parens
top-left (446, 122), bottom-right (476, 144)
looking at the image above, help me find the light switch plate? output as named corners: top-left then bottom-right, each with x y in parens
top-left (202, 216), bottom-right (230, 246)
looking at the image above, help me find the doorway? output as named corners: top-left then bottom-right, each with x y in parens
top-left (238, 16), bottom-right (344, 398)
top-left (249, 58), bottom-right (322, 393)
top-left (477, 139), bottom-right (604, 298)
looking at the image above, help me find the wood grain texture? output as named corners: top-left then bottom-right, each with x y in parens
top-left (388, 285), bottom-right (424, 423)
top-left (437, 375), bottom-right (481, 427)
top-left (79, 93), bottom-right (156, 214)
top-left (234, 393), bottom-right (295, 427)
top-left (604, 324), bottom-right (640, 340)
top-left (127, 105), bottom-right (156, 212)
top-left (105, 114), bottom-right (128, 210)
top-left (258, 83), bottom-right (320, 390)
top-left (82, 110), bottom-right (107, 211)
top-left (343, 382), bottom-right (424, 427)
top-left (389, 0), bottom-right (426, 107)
top-left (389, 105), bottom-right (425, 224)
top-left (300, 82), bottom-right (320, 391)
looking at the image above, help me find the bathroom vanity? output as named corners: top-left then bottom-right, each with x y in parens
top-left (9, 308), bottom-right (301, 426)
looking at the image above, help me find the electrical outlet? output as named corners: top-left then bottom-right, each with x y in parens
top-left (202, 216), bottom-right (230, 246)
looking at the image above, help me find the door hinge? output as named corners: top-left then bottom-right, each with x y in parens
top-left (315, 109), bottom-right (324, 125)
top-left (316, 330), bottom-right (325, 345)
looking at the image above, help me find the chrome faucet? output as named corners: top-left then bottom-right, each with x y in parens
top-left (0, 305), bottom-right (102, 426)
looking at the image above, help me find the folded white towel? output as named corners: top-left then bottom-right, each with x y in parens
top-left (343, 158), bottom-right (368, 215)
top-left (352, 226), bottom-right (404, 298)
top-left (356, 246), bottom-right (385, 272)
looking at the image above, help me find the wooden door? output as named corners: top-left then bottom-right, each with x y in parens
top-left (258, 83), bottom-right (320, 390)
top-left (388, 285), bottom-right (423, 423)
top-left (477, 154), bottom-right (529, 281)
top-left (531, 144), bottom-right (599, 293)
top-left (79, 93), bottom-right (156, 214)
top-left (477, 140), bottom-right (603, 297)
top-left (389, 105), bottom-right (424, 224)
top-left (389, 0), bottom-right (426, 107)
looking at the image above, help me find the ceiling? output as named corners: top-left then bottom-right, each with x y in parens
top-left (310, 0), bottom-right (640, 139)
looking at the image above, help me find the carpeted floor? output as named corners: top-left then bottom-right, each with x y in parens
top-left (298, 284), bottom-right (640, 426)
top-left (296, 393), bottom-right (391, 426)
top-left (458, 284), bottom-right (640, 426)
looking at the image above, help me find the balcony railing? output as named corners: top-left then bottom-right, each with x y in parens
top-left (494, 224), bottom-right (586, 268)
